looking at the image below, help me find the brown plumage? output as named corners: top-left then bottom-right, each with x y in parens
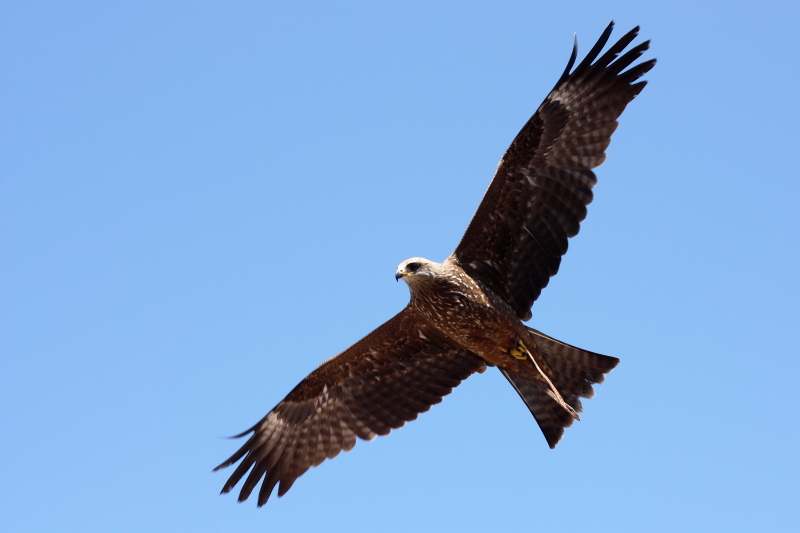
top-left (215, 21), bottom-right (655, 506)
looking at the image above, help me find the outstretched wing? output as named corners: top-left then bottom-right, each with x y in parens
top-left (453, 22), bottom-right (655, 320)
top-left (214, 308), bottom-right (486, 505)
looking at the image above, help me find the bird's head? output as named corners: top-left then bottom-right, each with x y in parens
top-left (395, 257), bottom-right (438, 286)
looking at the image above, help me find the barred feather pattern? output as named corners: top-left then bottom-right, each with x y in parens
top-left (214, 309), bottom-right (487, 506)
top-left (501, 327), bottom-right (620, 448)
top-left (454, 22), bottom-right (656, 321)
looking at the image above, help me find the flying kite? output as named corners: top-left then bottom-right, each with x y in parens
top-left (216, 21), bottom-right (655, 506)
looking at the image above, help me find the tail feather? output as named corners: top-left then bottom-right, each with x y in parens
top-left (500, 328), bottom-right (619, 448)
top-left (528, 327), bottom-right (619, 400)
top-left (499, 367), bottom-right (577, 448)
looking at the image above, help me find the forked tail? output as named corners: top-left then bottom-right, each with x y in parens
top-left (500, 328), bottom-right (619, 448)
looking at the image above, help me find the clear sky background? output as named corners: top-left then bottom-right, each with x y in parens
top-left (2, 1), bottom-right (799, 531)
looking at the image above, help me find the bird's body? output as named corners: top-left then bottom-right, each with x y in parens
top-left (401, 257), bottom-right (539, 371)
top-left (398, 256), bottom-right (593, 424)
top-left (402, 257), bottom-right (513, 362)
top-left (216, 22), bottom-right (655, 506)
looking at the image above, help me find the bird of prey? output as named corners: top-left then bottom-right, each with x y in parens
top-left (215, 21), bottom-right (655, 506)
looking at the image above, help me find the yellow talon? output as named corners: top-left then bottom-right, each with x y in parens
top-left (509, 339), bottom-right (528, 360)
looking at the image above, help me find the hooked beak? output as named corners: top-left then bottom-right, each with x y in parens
top-left (395, 271), bottom-right (404, 281)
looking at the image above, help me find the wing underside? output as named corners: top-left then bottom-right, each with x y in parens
top-left (454, 22), bottom-right (656, 320)
top-left (214, 308), bottom-right (486, 505)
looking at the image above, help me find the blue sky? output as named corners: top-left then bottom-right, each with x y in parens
top-left (2, 1), bottom-right (799, 531)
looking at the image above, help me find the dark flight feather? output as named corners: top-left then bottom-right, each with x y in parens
top-left (214, 308), bottom-right (486, 506)
top-left (454, 21), bottom-right (656, 321)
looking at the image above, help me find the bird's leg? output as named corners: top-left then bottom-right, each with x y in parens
top-left (512, 337), bottom-right (580, 421)
top-left (505, 333), bottom-right (527, 359)
top-left (509, 336), bottom-right (527, 360)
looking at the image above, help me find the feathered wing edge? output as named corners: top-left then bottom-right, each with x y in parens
top-left (453, 22), bottom-right (656, 321)
top-left (214, 309), bottom-right (487, 505)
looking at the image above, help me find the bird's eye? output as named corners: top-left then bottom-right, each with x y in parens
top-left (407, 262), bottom-right (420, 272)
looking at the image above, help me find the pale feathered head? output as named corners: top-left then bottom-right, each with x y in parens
top-left (395, 257), bottom-right (438, 286)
